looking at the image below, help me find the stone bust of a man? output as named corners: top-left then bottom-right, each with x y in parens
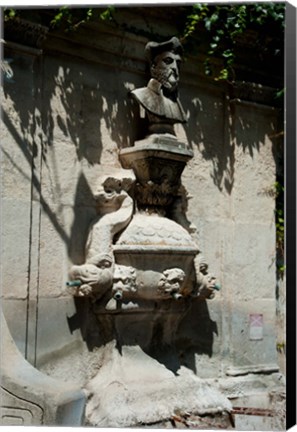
top-left (131, 36), bottom-right (187, 136)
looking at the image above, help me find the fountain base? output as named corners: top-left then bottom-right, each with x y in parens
top-left (84, 342), bottom-right (232, 427)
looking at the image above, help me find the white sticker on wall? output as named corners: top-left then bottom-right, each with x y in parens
top-left (249, 313), bottom-right (263, 340)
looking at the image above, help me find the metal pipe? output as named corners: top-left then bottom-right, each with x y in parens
top-left (113, 290), bottom-right (123, 300)
top-left (172, 292), bottom-right (183, 300)
top-left (66, 280), bottom-right (82, 287)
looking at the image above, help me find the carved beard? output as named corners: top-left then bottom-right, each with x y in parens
top-left (151, 67), bottom-right (179, 95)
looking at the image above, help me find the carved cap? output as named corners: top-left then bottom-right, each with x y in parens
top-left (145, 36), bottom-right (183, 63)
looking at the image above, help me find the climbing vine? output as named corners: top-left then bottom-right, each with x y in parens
top-left (3, 6), bottom-right (115, 32)
top-left (49, 6), bottom-right (115, 31)
top-left (181, 3), bottom-right (285, 81)
top-left (275, 182), bottom-right (285, 278)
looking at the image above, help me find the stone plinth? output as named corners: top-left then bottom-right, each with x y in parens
top-left (119, 136), bottom-right (193, 210)
top-left (119, 135), bottom-right (193, 185)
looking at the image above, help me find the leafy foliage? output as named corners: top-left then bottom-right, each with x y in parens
top-left (48, 6), bottom-right (115, 31)
top-left (3, 6), bottom-right (115, 31)
top-left (181, 3), bottom-right (285, 81)
top-left (275, 182), bottom-right (285, 278)
top-left (4, 8), bottom-right (17, 20)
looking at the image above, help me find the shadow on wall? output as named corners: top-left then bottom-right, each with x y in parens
top-left (182, 85), bottom-right (279, 195)
top-left (67, 173), bottom-right (96, 264)
top-left (176, 299), bottom-right (218, 374)
top-left (3, 54), bottom-right (141, 162)
top-left (52, 65), bottom-right (142, 163)
top-left (2, 52), bottom-right (142, 258)
top-left (183, 90), bottom-right (235, 194)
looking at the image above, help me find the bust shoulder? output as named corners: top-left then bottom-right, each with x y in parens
top-left (130, 80), bottom-right (166, 117)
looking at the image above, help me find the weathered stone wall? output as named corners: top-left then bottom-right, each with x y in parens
top-left (1, 8), bottom-right (282, 387)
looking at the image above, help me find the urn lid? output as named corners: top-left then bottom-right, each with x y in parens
top-left (115, 213), bottom-right (198, 252)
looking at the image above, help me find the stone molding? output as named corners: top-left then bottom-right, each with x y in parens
top-left (226, 364), bottom-right (280, 377)
top-left (4, 18), bottom-right (48, 49)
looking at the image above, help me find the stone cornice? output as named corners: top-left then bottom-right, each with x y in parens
top-left (4, 17), bottom-right (48, 50)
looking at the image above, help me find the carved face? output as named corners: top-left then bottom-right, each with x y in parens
top-left (97, 255), bottom-right (113, 269)
top-left (70, 264), bottom-right (101, 284)
top-left (112, 265), bottom-right (137, 298)
top-left (158, 268), bottom-right (185, 294)
top-left (94, 177), bottom-right (125, 214)
top-left (199, 261), bottom-right (209, 274)
top-left (151, 51), bottom-right (181, 92)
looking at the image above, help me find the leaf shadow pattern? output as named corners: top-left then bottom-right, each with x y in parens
top-left (2, 50), bottom-right (139, 254)
top-left (50, 55), bottom-right (138, 157)
top-left (182, 85), bottom-right (235, 194)
top-left (67, 172), bottom-right (97, 265)
top-left (181, 81), bottom-right (280, 195)
top-left (2, 53), bottom-right (70, 245)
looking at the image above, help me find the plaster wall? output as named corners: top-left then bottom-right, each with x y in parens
top-left (1, 20), bottom-right (280, 385)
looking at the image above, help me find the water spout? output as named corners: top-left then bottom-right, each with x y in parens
top-left (113, 290), bottom-right (123, 300)
top-left (66, 280), bottom-right (82, 287)
top-left (172, 292), bottom-right (183, 300)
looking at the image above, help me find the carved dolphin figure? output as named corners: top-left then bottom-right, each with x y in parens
top-left (68, 254), bottom-right (114, 299)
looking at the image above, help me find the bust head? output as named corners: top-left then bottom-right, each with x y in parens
top-left (150, 51), bottom-right (181, 93)
top-left (145, 37), bottom-right (183, 94)
top-left (130, 36), bottom-right (187, 133)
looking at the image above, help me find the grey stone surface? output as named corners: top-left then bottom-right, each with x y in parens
top-left (1, 312), bottom-right (86, 426)
top-left (1, 199), bottom-right (32, 299)
top-left (1, 299), bottom-right (28, 357)
top-left (34, 297), bottom-right (84, 366)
